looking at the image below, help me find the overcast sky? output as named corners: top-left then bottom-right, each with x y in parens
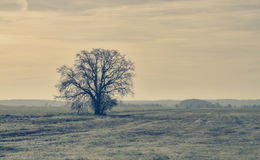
top-left (0, 0), bottom-right (260, 100)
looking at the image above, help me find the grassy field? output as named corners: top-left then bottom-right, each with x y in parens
top-left (0, 105), bottom-right (259, 160)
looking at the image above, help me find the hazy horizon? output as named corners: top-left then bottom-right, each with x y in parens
top-left (1, 0), bottom-right (260, 100)
top-left (3, 97), bottom-right (260, 101)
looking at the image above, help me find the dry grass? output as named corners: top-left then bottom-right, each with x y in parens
top-left (0, 106), bottom-right (259, 160)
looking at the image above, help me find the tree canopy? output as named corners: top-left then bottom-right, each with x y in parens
top-left (56, 48), bottom-right (135, 115)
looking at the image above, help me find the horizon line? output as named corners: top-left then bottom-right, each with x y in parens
top-left (1, 98), bottom-right (260, 101)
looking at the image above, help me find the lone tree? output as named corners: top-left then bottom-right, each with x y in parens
top-left (56, 48), bottom-right (135, 115)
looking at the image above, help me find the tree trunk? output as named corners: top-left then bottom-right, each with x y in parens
top-left (94, 101), bottom-right (100, 115)
top-left (94, 100), bottom-right (105, 115)
top-left (94, 106), bottom-right (101, 115)
top-left (93, 93), bottom-right (106, 115)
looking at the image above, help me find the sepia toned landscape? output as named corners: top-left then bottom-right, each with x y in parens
top-left (0, 102), bottom-right (260, 160)
top-left (1, 0), bottom-right (260, 159)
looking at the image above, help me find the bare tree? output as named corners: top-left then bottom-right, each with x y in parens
top-left (56, 48), bottom-right (135, 115)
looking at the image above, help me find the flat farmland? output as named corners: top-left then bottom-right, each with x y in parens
top-left (0, 106), bottom-right (259, 160)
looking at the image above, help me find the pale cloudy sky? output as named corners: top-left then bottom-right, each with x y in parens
top-left (0, 0), bottom-right (260, 100)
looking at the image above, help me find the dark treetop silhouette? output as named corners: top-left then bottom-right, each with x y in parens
top-left (56, 48), bottom-right (135, 115)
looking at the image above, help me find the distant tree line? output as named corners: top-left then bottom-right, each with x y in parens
top-left (175, 103), bottom-right (260, 108)
top-left (120, 103), bottom-right (163, 107)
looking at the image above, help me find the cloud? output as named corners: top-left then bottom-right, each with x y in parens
top-left (0, 0), bottom-right (260, 99)
top-left (0, 0), bottom-right (21, 10)
top-left (17, 0), bottom-right (28, 11)
top-left (26, 0), bottom-right (180, 11)
top-left (0, 0), bottom-right (28, 11)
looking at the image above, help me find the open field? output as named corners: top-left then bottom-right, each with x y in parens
top-left (0, 105), bottom-right (259, 160)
